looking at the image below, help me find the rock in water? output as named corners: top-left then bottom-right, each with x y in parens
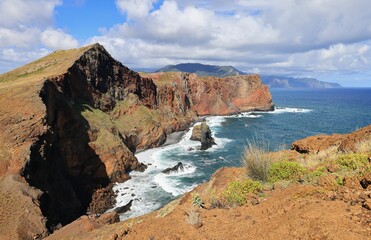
top-left (190, 122), bottom-right (216, 150)
top-left (162, 162), bottom-right (184, 174)
top-left (113, 200), bottom-right (133, 214)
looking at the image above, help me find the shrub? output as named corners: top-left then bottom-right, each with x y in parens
top-left (191, 193), bottom-right (205, 208)
top-left (223, 179), bottom-right (262, 206)
top-left (335, 153), bottom-right (369, 171)
top-left (242, 139), bottom-right (273, 182)
top-left (303, 166), bottom-right (327, 183)
top-left (268, 161), bottom-right (305, 183)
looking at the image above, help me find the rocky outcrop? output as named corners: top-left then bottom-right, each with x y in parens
top-left (338, 125), bottom-right (371, 152)
top-left (0, 43), bottom-right (273, 238)
top-left (162, 162), bottom-right (185, 174)
top-left (0, 44), bottom-right (159, 236)
top-left (190, 122), bottom-right (216, 150)
top-left (291, 125), bottom-right (371, 154)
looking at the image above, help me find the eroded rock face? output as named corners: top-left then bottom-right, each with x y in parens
top-left (186, 73), bottom-right (274, 115)
top-left (0, 44), bottom-right (157, 235)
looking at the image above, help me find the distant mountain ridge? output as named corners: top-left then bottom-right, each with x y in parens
top-left (156, 63), bottom-right (341, 88)
top-left (156, 63), bottom-right (244, 78)
top-left (260, 75), bottom-right (341, 88)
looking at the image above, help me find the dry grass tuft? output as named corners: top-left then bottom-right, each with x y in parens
top-left (355, 138), bottom-right (371, 153)
top-left (242, 139), bottom-right (275, 182)
top-left (185, 209), bottom-right (202, 228)
top-left (299, 146), bottom-right (340, 168)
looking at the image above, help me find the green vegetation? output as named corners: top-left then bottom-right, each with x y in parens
top-left (191, 194), bottom-right (205, 208)
top-left (268, 161), bottom-right (306, 183)
top-left (223, 179), bottom-right (262, 206)
top-left (303, 166), bottom-right (326, 183)
top-left (335, 153), bottom-right (368, 171)
top-left (242, 139), bottom-right (273, 182)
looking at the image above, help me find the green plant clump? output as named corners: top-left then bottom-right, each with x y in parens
top-left (223, 179), bottom-right (262, 206)
top-left (191, 194), bottom-right (205, 208)
top-left (268, 161), bottom-right (305, 183)
top-left (335, 153), bottom-right (369, 171)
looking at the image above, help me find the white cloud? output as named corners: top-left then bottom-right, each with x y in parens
top-left (41, 29), bottom-right (79, 50)
top-left (0, 0), bottom-right (62, 28)
top-left (92, 0), bottom-right (371, 85)
top-left (116, 0), bottom-right (156, 19)
top-left (0, 0), bottom-right (79, 73)
top-left (0, 27), bottom-right (40, 48)
top-left (0, 47), bottom-right (50, 73)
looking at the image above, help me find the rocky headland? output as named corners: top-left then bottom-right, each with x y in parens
top-left (0, 43), bottom-right (273, 239)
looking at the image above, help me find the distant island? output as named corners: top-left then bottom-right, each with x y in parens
top-left (156, 63), bottom-right (342, 88)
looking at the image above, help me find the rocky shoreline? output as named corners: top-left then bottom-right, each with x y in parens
top-left (46, 124), bottom-right (371, 240)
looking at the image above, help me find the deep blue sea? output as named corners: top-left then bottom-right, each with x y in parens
top-left (113, 88), bottom-right (371, 220)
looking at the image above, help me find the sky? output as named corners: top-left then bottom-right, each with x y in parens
top-left (1, 0), bottom-right (371, 87)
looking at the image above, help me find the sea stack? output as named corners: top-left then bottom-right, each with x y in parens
top-left (190, 122), bottom-right (216, 150)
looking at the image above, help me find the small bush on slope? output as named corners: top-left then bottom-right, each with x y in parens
top-left (191, 193), bottom-right (205, 208)
top-left (223, 179), bottom-right (262, 206)
top-left (335, 153), bottom-right (369, 171)
top-left (268, 161), bottom-right (306, 183)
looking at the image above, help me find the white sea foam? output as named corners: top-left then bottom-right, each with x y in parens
top-left (225, 112), bottom-right (262, 118)
top-left (205, 116), bottom-right (226, 128)
top-left (112, 115), bottom-right (234, 220)
top-left (154, 171), bottom-right (198, 196)
top-left (267, 107), bottom-right (312, 114)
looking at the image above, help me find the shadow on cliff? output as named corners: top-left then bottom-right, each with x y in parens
top-left (21, 80), bottom-right (110, 231)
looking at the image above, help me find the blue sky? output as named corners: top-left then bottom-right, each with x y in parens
top-left (1, 0), bottom-right (371, 87)
top-left (54, 1), bottom-right (123, 41)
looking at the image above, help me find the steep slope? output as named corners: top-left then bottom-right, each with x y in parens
top-left (0, 44), bottom-right (273, 239)
top-left (0, 43), bottom-right (156, 238)
top-left (144, 72), bottom-right (274, 115)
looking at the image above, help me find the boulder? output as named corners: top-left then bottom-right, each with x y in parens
top-left (113, 200), bottom-right (133, 214)
top-left (190, 122), bottom-right (216, 150)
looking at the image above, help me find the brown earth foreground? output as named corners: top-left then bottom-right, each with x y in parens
top-left (47, 125), bottom-right (371, 240)
top-left (0, 43), bottom-right (273, 239)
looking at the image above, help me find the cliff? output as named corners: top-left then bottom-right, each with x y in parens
top-left (144, 72), bottom-right (274, 115)
top-left (0, 44), bottom-right (272, 239)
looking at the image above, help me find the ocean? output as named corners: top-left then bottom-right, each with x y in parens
top-left (113, 88), bottom-right (371, 220)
